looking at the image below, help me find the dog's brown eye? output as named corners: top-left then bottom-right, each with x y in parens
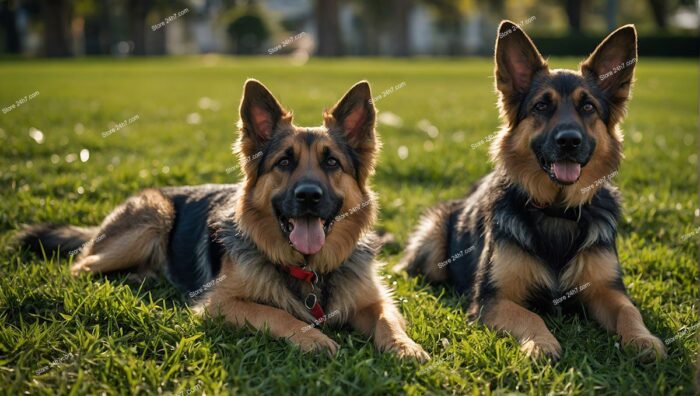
top-left (325, 157), bottom-right (339, 167)
top-left (534, 102), bottom-right (549, 112)
top-left (277, 158), bottom-right (290, 168)
top-left (582, 103), bottom-right (595, 113)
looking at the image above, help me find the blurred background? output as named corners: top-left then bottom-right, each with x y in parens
top-left (0, 0), bottom-right (697, 59)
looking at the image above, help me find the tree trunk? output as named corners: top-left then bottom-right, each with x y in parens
top-left (565, 0), bottom-right (582, 33)
top-left (128, 0), bottom-right (150, 55)
top-left (364, 20), bottom-right (379, 56)
top-left (648, 0), bottom-right (667, 29)
top-left (315, 0), bottom-right (342, 56)
top-left (0, 0), bottom-right (21, 53)
top-left (392, 0), bottom-right (411, 57)
top-left (42, 0), bottom-right (72, 57)
top-left (605, 0), bottom-right (617, 31)
top-left (447, 19), bottom-right (462, 56)
top-left (99, 0), bottom-right (113, 54)
top-left (150, 10), bottom-right (167, 55)
top-left (84, 15), bottom-right (104, 55)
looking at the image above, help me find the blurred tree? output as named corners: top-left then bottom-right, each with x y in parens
top-left (647, 0), bottom-right (667, 29)
top-left (42, 0), bottom-right (73, 57)
top-left (350, 0), bottom-right (411, 56)
top-left (97, 0), bottom-right (112, 53)
top-left (61, 0), bottom-right (181, 56)
top-left (127, 0), bottom-right (150, 55)
top-left (351, 0), bottom-right (392, 55)
top-left (422, 0), bottom-right (469, 55)
top-left (148, 5), bottom-right (166, 56)
top-left (148, 1), bottom-right (188, 55)
top-left (223, 5), bottom-right (271, 54)
top-left (393, 0), bottom-right (412, 56)
top-left (75, 0), bottom-right (111, 55)
top-left (0, 0), bottom-right (21, 53)
top-left (565, 0), bottom-right (582, 32)
top-left (478, 0), bottom-right (504, 14)
top-left (605, 0), bottom-right (617, 31)
top-left (123, 0), bottom-right (178, 55)
top-left (315, 0), bottom-right (343, 56)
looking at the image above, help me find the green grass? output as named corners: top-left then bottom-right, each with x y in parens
top-left (0, 56), bottom-right (697, 395)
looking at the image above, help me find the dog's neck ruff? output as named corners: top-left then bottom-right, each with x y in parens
top-left (282, 265), bottom-right (327, 323)
top-left (528, 201), bottom-right (581, 221)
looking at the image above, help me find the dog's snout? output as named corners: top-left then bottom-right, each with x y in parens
top-left (294, 183), bottom-right (323, 204)
top-left (555, 130), bottom-right (583, 150)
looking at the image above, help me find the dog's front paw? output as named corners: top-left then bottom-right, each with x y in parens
top-left (70, 255), bottom-right (99, 276)
top-left (70, 262), bottom-right (87, 276)
top-left (288, 328), bottom-right (339, 355)
top-left (624, 334), bottom-right (667, 362)
top-left (385, 337), bottom-right (430, 362)
top-left (520, 337), bottom-right (562, 361)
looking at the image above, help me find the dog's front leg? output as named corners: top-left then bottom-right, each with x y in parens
top-left (582, 286), bottom-right (666, 361)
top-left (484, 242), bottom-right (561, 360)
top-left (481, 298), bottom-right (562, 360)
top-left (566, 249), bottom-right (666, 362)
top-left (198, 298), bottom-right (339, 355)
top-left (350, 295), bottom-right (430, 362)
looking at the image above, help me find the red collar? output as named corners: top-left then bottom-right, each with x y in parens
top-left (284, 265), bottom-right (318, 284)
top-left (282, 266), bottom-right (327, 324)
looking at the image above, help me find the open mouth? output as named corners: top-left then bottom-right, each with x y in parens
top-left (541, 160), bottom-right (582, 185)
top-left (278, 215), bottom-right (333, 255)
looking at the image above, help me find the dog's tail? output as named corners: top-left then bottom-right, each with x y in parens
top-left (16, 223), bottom-right (99, 257)
top-left (392, 200), bottom-right (461, 283)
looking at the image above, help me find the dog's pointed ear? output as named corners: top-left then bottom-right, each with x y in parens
top-left (494, 20), bottom-right (547, 100)
top-left (326, 81), bottom-right (376, 150)
top-left (325, 81), bottom-right (379, 184)
top-left (581, 24), bottom-right (637, 102)
top-left (238, 79), bottom-right (291, 145)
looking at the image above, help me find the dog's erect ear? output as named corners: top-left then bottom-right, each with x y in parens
top-left (326, 81), bottom-right (376, 150)
top-left (325, 81), bottom-right (379, 184)
top-left (238, 79), bottom-right (290, 144)
top-left (494, 20), bottom-right (547, 100)
top-left (581, 25), bottom-right (637, 102)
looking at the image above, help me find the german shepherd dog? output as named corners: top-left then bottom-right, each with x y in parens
top-left (396, 21), bottom-right (666, 362)
top-left (18, 80), bottom-right (429, 361)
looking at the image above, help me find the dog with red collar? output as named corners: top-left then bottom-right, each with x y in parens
top-left (18, 79), bottom-right (429, 361)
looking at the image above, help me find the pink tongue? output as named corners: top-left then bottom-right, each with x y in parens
top-left (289, 217), bottom-right (326, 255)
top-left (552, 161), bottom-right (581, 183)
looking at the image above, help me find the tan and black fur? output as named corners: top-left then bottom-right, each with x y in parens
top-left (396, 21), bottom-right (666, 362)
top-left (18, 80), bottom-right (429, 361)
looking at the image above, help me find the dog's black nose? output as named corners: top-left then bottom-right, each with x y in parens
top-left (295, 183), bottom-right (323, 204)
top-left (555, 130), bottom-right (583, 149)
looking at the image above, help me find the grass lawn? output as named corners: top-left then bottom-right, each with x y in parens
top-left (0, 56), bottom-right (697, 395)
